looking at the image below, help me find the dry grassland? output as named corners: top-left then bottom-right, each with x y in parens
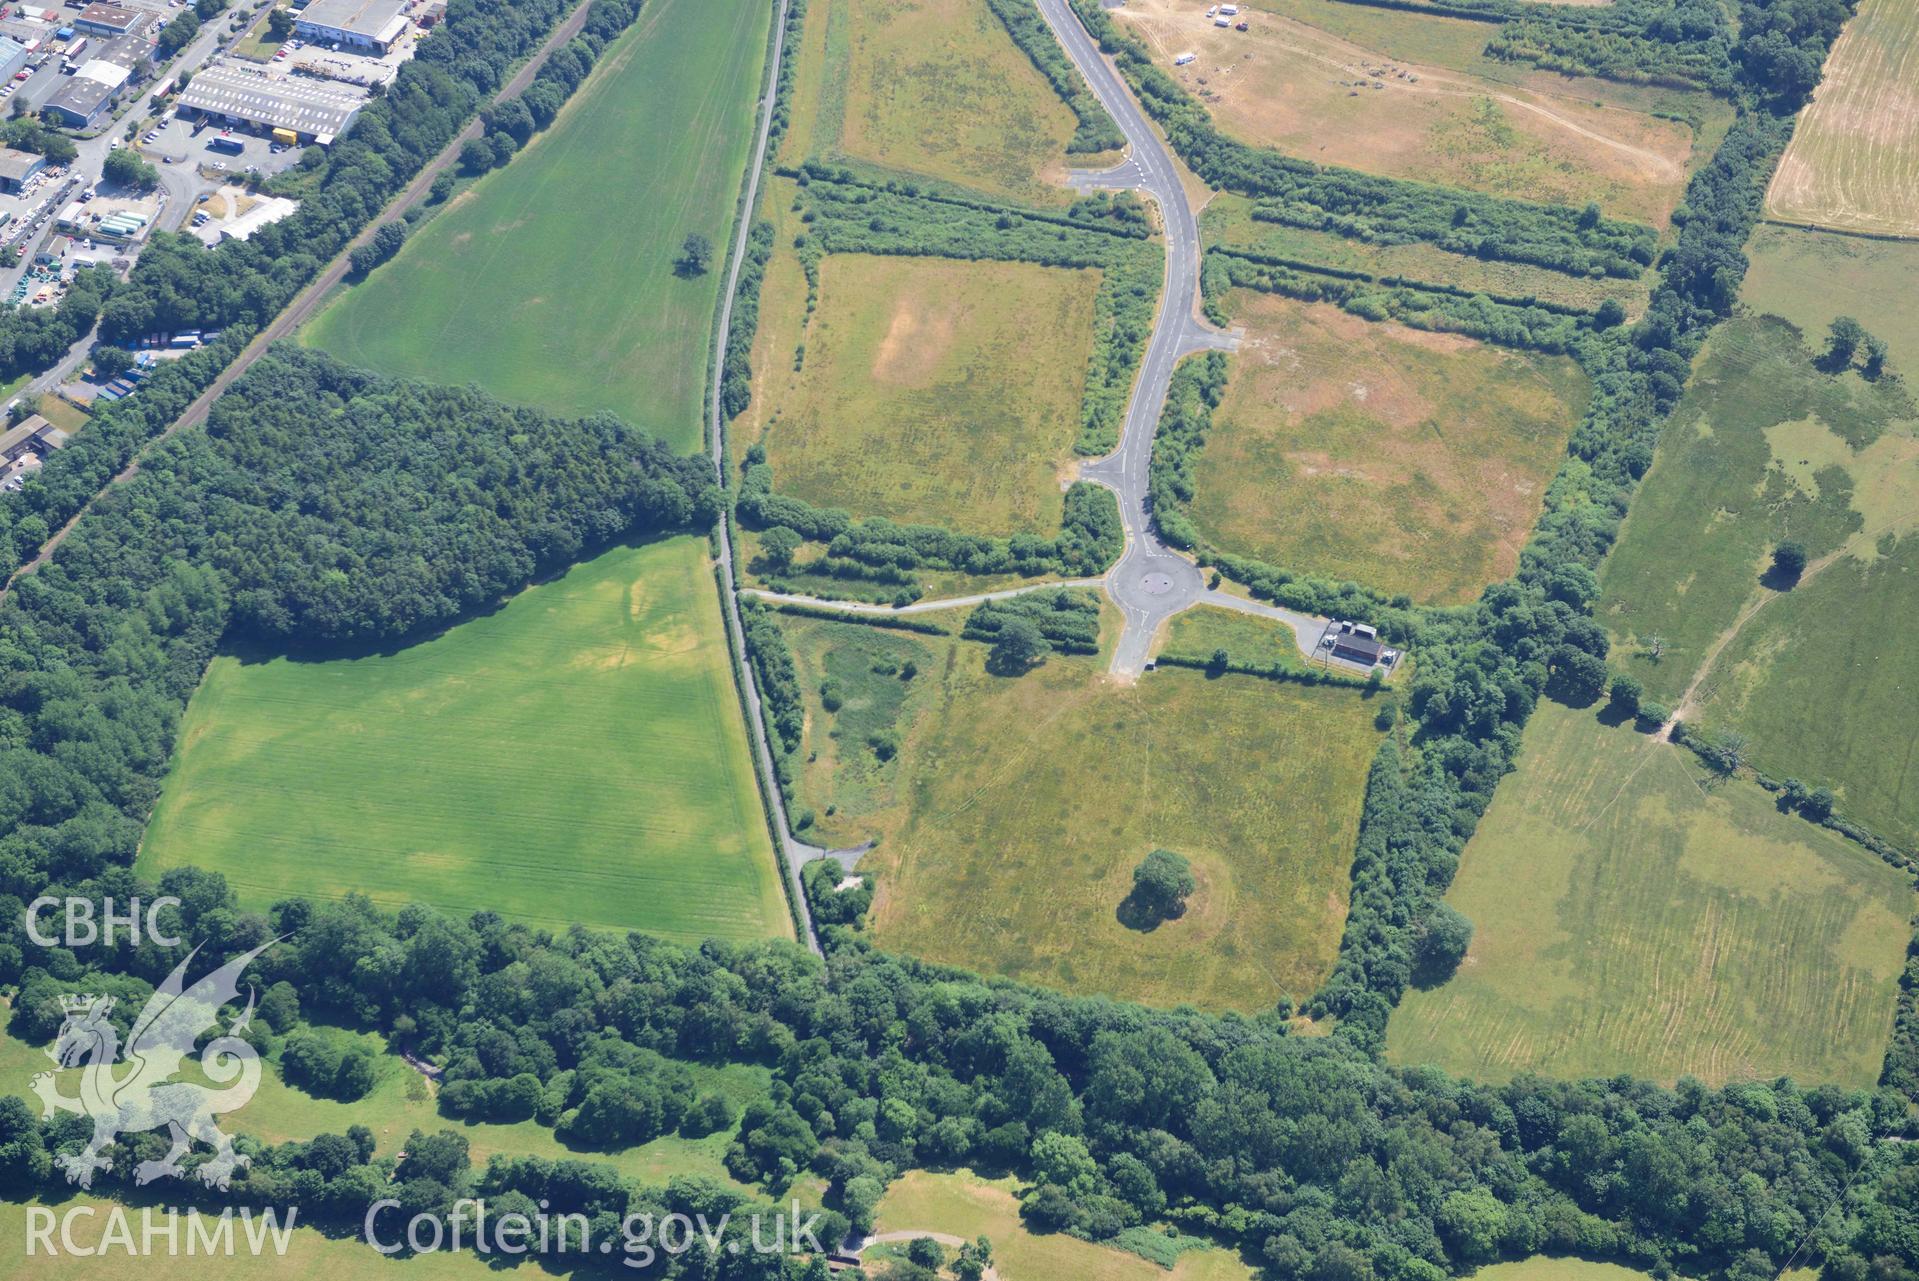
top-left (1766, 0), bottom-right (1919, 237)
top-left (1114, 0), bottom-right (1696, 224)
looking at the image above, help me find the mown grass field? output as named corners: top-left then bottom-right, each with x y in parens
top-left (778, 0), bottom-right (1082, 204)
top-left (1189, 291), bottom-right (1590, 604)
top-left (877, 1170), bottom-right (1257, 1281)
top-left (1596, 315), bottom-right (1919, 845)
top-left (748, 253), bottom-right (1100, 535)
top-left (1471, 1262), bottom-right (1657, 1281)
top-left (1202, 194), bottom-right (1652, 315)
top-left (1154, 603), bottom-right (1313, 671)
top-left (1387, 701), bottom-right (1914, 1086)
top-left (139, 538), bottom-right (792, 944)
top-left (301, 0), bottom-right (770, 451)
top-left (1114, 0), bottom-right (1698, 225)
top-left (843, 617), bottom-right (1385, 1011)
top-left (1764, 0), bottom-right (1919, 236)
top-left (0, 1021), bottom-right (762, 1188)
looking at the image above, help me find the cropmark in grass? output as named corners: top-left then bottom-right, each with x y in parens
top-left (139, 538), bottom-right (792, 945)
top-left (1596, 314), bottom-right (1919, 844)
top-left (749, 253), bottom-right (1102, 537)
top-left (846, 619), bottom-right (1385, 1012)
top-left (1387, 700), bottom-right (1914, 1086)
top-left (779, 0), bottom-right (1083, 204)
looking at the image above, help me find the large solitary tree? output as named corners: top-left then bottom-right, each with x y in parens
top-left (989, 618), bottom-right (1050, 673)
top-left (1127, 848), bottom-right (1196, 924)
top-left (677, 232), bottom-right (714, 277)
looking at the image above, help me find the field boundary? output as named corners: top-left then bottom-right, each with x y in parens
top-left (707, 0), bottom-right (821, 954)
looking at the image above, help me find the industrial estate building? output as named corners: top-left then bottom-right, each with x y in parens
top-left (175, 63), bottom-right (366, 143)
top-left (71, 2), bottom-right (144, 36)
top-left (0, 146), bottom-right (46, 194)
top-left (43, 35), bottom-right (147, 128)
top-left (0, 35), bottom-right (30, 83)
top-left (292, 0), bottom-right (408, 53)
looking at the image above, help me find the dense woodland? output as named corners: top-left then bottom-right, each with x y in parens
top-left (2, 0), bottom-right (1914, 1276)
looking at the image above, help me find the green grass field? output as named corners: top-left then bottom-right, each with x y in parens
top-left (840, 617), bottom-right (1385, 1011)
top-left (1190, 290), bottom-right (1590, 604)
top-left (301, 0), bottom-right (770, 451)
top-left (1154, 603), bottom-right (1312, 672)
top-left (1744, 225), bottom-right (1919, 374)
top-left (1387, 700), bottom-right (1914, 1086)
top-left (749, 253), bottom-right (1099, 535)
top-left (878, 1170), bottom-right (1257, 1281)
top-left (779, 0), bottom-right (1082, 204)
top-left (1596, 315), bottom-right (1919, 844)
top-left (138, 538), bottom-right (791, 944)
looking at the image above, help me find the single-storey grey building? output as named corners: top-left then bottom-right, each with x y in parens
top-left (0, 146), bottom-right (46, 193)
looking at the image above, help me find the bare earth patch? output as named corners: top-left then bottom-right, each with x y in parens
top-left (1113, 0), bottom-right (1694, 224)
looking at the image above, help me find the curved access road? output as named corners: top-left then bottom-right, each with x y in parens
top-left (1035, 0), bottom-right (1240, 680)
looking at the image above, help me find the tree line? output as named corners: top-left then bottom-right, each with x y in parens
top-left (7, 876), bottom-right (1919, 1281)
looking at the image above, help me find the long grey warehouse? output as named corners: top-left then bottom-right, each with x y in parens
top-left (175, 64), bottom-right (367, 144)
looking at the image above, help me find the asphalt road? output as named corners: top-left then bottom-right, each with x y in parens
top-left (2, 0), bottom-right (599, 598)
top-left (703, 0), bottom-right (822, 955)
top-left (1033, 0), bottom-right (1241, 680)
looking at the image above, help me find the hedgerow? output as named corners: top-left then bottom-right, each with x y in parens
top-left (1064, 0), bottom-right (1658, 280)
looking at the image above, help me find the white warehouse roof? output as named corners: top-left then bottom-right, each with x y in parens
top-left (177, 63), bottom-right (366, 138)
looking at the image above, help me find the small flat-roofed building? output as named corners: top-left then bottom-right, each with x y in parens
top-left (1331, 632), bottom-right (1384, 666)
top-left (293, 0), bottom-right (406, 52)
top-left (0, 146), bottom-right (46, 193)
top-left (176, 63), bottom-right (366, 143)
top-left (72, 1), bottom-right (140, 35)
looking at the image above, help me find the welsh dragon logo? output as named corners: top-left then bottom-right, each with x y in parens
top-left (31, 940), bottom-right (275, 1191)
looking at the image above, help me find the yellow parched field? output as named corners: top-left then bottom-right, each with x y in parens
top-left (750, 253), bottom-right (1101, 536)
top-left (1190, 292), bottom-right (1589, 604)
top-left (780, 0), bottom-right (1082, 203)
top-left (1113, 0), bottom-right (1697, 224)
top-left (1766, 0), bottom-right (1919, 237)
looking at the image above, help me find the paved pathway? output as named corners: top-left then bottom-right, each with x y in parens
top-left (1200, 589), bottom-right (1328, 659)
top-left (743, 578), bottom-right (1103, 615)
top-left (1036, 0), bottom-right (1245, 680)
